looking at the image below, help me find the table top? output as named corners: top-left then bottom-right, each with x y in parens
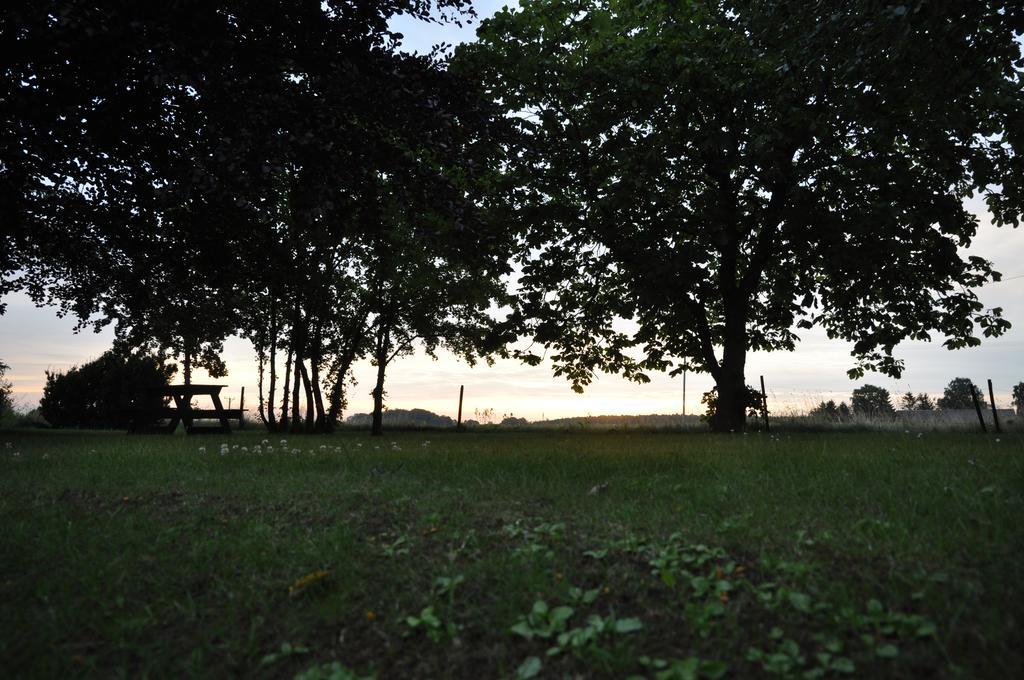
top-left (162, 384), bottom-right (224, 396)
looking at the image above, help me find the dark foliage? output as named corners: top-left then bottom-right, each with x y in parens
top-left (808, 400), bottom-right (853, 422)
top-left (457, 0), bottom-right (1024, 431)
top-left (899, 392), bottom-right (935, 411)
top-left (39, 351), bottom-right (176, 429)
top-left (851, 385), bottom-right (894, 418)
top-left (701, 385), bottom-right (765, 426)
top-left (345, 408), bottom-right (455, 429)
top-left (0, 361), bottom-right (13, 418)
top-left (936, 377), bottom-right (988, 410)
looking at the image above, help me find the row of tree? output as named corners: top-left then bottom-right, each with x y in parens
top-left (3, 1), bottom-right (1023, 432)
top-left (810, 378), bottom-right (1024, 421)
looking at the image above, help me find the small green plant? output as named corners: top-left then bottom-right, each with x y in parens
top-left (403, 606), bottom-right (459, 643)
top-left (293, 661), bottom-right (375, 680)
top-left (639, 655), bottom-right (729, 680)
top-left (510, 600), bottom-right (575, 640)
top-left (380, 534), bottom-right (410, 558)
top-left (260, 642), bottom-right (309, 667)
top-left (503, 521), bottom-right (565, 560)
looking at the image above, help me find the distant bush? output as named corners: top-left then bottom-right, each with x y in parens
top-left (851, 385), bottom-right (894, 418)
top-left (0, 407), bottom-right (51, 429)
top-left (899, 392), bottom-right (935, 411)
top-left (808, 400), bottom-right (853, 423)
top-left (0, 360), bottom-right (13, 419)
top-left (39, 351), bottom-right (176, 429)
top-left (500, 416), bottom-right (530, 427)
top-left (345, 408), bottom-right (455, 429)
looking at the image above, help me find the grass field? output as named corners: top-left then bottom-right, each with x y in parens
top-left (1, 429), bottom-right (1021, 678)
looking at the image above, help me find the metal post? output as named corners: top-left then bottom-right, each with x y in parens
top-left (682, 366), bottom-right (687, 417)
top-left (987, 379), bottom-right (1001, 434)
top-left (239, 386), bottom-right (246, 429)
top-left (457, 385), bottom-right (464, 431)
top-left (971, 387), bottom-right (988, 433)
top-left (759, 375), bottom-right (770, 433)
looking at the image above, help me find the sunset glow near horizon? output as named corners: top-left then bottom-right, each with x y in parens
top-left (2, 3), bottom-right (1022, 421)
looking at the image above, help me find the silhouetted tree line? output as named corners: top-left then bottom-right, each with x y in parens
top-left (3, 1), bottom-right (1022, 433)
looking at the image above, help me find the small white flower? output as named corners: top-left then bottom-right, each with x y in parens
top-left (319, 445), bottom-right (327, 450)
top-left (356, 443), bottom-right (363, 448)
top-left (241, 446), bottom-right (248, 453)
top-left (995, 438), bottom-right (1001, 443)
top-left (266, 446), bottom-right (274, 454)
top-left (262, 439), bottom-right (269, 445)
top-left (42, 454), bottom-right (49, 460)
top-left (198, 446), bottom-right (206, 454)
top-left (291, 448), bottom-right (300, 455)
top-left (280, 439), bottom-right (288, 447)
top-left (3, 442), bottom-right (11, 449)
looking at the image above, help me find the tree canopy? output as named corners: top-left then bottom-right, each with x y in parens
top-left (851, 385), bottom-right (894, 418)
top-left (3, 0), bottom-right (509, 434)
top-left (936, 377), bottom-right (988, 410)
top-left (455, 0), bottom-right (1023, 430)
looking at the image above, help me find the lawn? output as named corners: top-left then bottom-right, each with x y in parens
top-left (0, 429), bottom-right (1021, 678)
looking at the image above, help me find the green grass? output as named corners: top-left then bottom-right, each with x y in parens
top-left (1, 429), bottom-right (1021, 678)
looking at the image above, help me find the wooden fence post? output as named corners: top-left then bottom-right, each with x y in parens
top-left (987, 379), bottom-right (1001, 434)
top-left (457, 385), bottom-right (464, 432)
top-left (971, 386), bottom-right (988, 433)
top-left (759, 375), bottom-right (770, 433)
top-left (239, 386), bottom-right (245, 429)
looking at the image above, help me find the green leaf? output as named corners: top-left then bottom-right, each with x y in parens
top-left (510, 621), bottom-right (534, 639)
top-left (700, 659), bottom-right (729, 679)
top-left (830, 657), bottom-right (855, 673)
top-left (516, 656), bottom-right (542, 679)
top-left (876, 644), bottom-right (899, 658)
top-left (614, 617), bottom-right (644, 633)
top-left (551, 606), bottom-right (575, 624)
top-left (788, 592), bottom-right (812, 613)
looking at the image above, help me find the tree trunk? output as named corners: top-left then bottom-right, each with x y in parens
top-left (266, 299), bottom-right (279, 432)
top-left (371, 356), bottom-right (386, 437)
top-left (183, 344), bottom-right (192, 387)
top-left (709, 299), bottom-right (748, 433)
top-left (310, 348), bottom-right (329, 433)
top-left (300, 361), bottom-right (314, 432)
top-left (290, 352), bottom-right (303, 433)
top-left (280, 346), bottom-right (293, 432)
top-left (370, 325), bottom-right (389, 437)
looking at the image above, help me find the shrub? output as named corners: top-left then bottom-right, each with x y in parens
top-left (0, 361), bottom-right (13, 419)
top-left (701, 385), bottom-right (765, 426)
top-left (39, 351), bottom-right (176, 429)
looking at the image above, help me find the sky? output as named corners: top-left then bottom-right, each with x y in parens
top-left (2, 2), bottom-right (1022, 420)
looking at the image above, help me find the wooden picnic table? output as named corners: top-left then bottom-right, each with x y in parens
top-left (128, 384), bottom-right (245, 435)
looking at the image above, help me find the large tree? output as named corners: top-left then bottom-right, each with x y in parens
top-left (4, 1), bottom-right (508, 433)
top-left (457, 0), bottom-right (1023, 431)
top-left (936, 377), bottom-right (987, 410)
